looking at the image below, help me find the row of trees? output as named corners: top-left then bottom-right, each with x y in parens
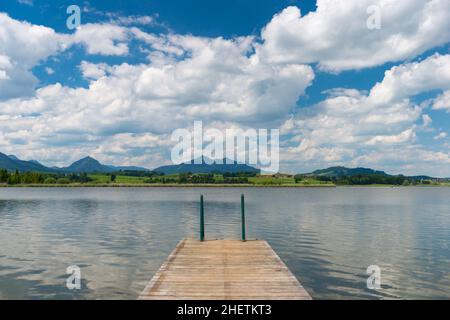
top-left (0, 169), bottom-right (92, 185)
top-left (1, 169), bottom-right (439, 186)
top-left (144, 173), bottom-right (250, 184)
top-left (295, 174), bottom-right (431, 185)
top-left (0, 169), bottom-right (254, 185)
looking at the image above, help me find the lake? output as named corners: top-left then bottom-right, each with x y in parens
top-left (0, 187), bottom-right (449, 299)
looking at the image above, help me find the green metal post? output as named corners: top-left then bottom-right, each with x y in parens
top-left (241, 194), bottom-right (246, 241)
top-left (200, 195), bottom-right (205, 241)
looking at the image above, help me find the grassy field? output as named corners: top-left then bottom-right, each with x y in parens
top-left (89, 174), bottom-right (147, 184)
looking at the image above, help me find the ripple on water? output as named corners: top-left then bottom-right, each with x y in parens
top-left (1, 187), bottom-right (450, 299)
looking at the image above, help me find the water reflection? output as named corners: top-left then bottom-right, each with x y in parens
top-left (0, 187), bottom-right (449, 299)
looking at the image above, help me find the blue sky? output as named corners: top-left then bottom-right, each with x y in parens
top-left (1, 0), bottom-right (450, 176)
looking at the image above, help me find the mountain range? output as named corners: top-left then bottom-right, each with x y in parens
top-left (0, 152), bottom-right (260, 174)
top-left (0, 153), bottom-right (149, 173)
top-left (0, 152), bottom-right (443, 179)
top-left (0, 152), bottom-right (57, 173)
top-left (153, 158), bottom-right (260, 174)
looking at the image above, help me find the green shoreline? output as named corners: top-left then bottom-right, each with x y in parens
top-left (1, 183), bottom-right (449, 188)
top-left (0, 183), bottom-right (336, 188)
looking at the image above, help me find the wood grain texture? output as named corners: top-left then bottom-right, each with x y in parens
top-left (139, 239), bottom-right (312, 300)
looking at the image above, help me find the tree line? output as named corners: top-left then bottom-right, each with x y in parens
top-left (0, 169), bottom-right (92, 185)
top-left (0, 169), bottom-right (253, 185)
top-left (295, 174), bottom-right (432, 186)
top-left (144, 173), bottom-right (250, 184)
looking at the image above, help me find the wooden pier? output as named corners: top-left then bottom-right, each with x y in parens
top-left (139, 239), bottom-right (311, 300)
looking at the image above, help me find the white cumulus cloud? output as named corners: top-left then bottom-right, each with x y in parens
top-left (0, 13), bottom-right (65, 99)
top-left (282, 54), bottom-right (450, 173)
top-left (433, 90), bottom-right (450, 111)
top-left (258, 0), bottom-right (450, 71)
top-left (69, 23), bottom-right (130, 56)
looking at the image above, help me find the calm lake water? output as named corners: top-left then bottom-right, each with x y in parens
top-left (0, 187), bottom-right (449, 300)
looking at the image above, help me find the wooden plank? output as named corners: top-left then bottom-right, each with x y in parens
top-left (139, 239), bottom-right (311, 300)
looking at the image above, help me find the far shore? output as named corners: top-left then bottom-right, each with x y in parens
top-left (0, 183), bottom-right (335, 188)
top-left (1, 183), bottom-right (449, 188)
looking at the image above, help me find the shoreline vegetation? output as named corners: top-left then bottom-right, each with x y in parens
top-left (2, 182), bottom-right (450, 187)
top-left (0, 169), bottom-right (449, 187)
top-left (0, 170), bottom-right (335, 187)
top-left (0, 183), bottom-right (335, 188)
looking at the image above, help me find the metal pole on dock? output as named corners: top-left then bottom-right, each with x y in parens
top-left (241, 194), bottom-right (246, 241)
top-left (200, 195), bottom-right (205, 241)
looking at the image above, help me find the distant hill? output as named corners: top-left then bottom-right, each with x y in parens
top-left (304, 166), bottom-right (436, 181)
top-left (0, 153), bottom-right (150, 173)
top-left (311, 166), bottom-right (387, 178)
top-left (0, 153), bottom-right (23, 170)
top-left (62, 157), bottom-right (151, 173)
top-left (62, 156), bottom-right (115, 173)
top-left (0, 152), bottom-right (56, 173)
top-left (154, 158), bottom-right (260, 175)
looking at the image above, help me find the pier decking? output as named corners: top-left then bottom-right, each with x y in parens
top-left (139, 239), bottom-right (311, 300)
